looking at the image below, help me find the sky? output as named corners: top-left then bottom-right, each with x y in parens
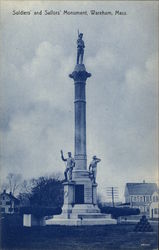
top-left (0, 1), bottom-right (158, 201)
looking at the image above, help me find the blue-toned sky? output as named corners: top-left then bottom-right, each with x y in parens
top-left (0, 1), bottom-right (158, 200)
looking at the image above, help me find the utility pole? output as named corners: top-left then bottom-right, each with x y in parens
top-left (106, 187), bottom-right (118, 207)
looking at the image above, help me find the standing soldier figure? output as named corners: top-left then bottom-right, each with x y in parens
top-left (89, 156), bottom-right (101, 183)
top-left (60, 150), bottom-right (75, 181)
top-left (77, 31), bottom-right (85, 64)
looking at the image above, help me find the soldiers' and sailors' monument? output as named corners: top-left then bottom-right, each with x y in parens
top-left (46, 32), bottom-right (116, 225)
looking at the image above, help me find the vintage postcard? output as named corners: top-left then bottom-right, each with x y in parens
top-left (0, 1), bottom-right (158, 249)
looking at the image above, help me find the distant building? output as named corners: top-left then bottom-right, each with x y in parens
top-left (0, 190), bottom-right (20, 214)
top-left (149, 191), bottom-right (159, 219)
top-left (124, 181), bottom-right (158, 215)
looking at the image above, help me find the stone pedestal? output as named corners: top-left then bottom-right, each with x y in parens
top-left (46, 177), bottom-right (117, 225)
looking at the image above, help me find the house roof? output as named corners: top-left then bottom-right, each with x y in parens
top-left (0, 191), bottom-right (20, 204)
top-left (125, 183), bottom-right (158, 196)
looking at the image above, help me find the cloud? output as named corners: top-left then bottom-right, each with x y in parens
top-left (0, 40), bottom-right (74, 179)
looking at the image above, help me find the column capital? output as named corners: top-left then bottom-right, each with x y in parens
top-left (69, 64), bottom-right (91, 82)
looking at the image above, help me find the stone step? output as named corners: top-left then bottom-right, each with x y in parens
top-left (78, 213), bottom-right (111, 219)
top-left (46, 217), bottom-right (117, 226)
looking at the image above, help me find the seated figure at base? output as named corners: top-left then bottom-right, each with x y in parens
top-left (60, 150), bottom-right (75, 181)
top-left (89, 156), bottom-right (101, 183)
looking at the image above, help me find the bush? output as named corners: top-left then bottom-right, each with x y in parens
top-left (19, 206), bottom-right (62, 218)
top-left (99, 205), bottom-right (140, 219)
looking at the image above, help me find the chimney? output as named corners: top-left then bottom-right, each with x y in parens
top-left (3, 189), bottom-right (6, 194)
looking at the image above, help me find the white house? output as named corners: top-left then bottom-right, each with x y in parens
top-left (149, 191), bottom-right (159, 219)
top-left (124, 181), bottom-right (158, 215)
top-left (0, 190), bottom-right (20, 214)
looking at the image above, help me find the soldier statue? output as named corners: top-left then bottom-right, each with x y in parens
top-left (60, 150), bottom-right (75, 181)
top-left (77, 31), bottom-right (85, 64)
top-left (89, 156), bottom-right (101, 183)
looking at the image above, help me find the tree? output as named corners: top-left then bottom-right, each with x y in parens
top-left (1, 173), bottom-right (22, 196)
top-left (28, 175), bottom-right (64, 208)
top-left (20, 206), bottom-right (62, 218)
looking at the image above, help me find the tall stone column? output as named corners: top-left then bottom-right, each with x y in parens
top-left (45, 33), bottom-right (117, 225)
top-left (69, 64), bottom-right (91, 175)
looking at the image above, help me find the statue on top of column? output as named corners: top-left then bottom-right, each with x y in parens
top-left (77, 30), bottom-right (85, 64)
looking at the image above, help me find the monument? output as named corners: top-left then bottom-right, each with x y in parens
top-left (46, 32), bottom-right (116, 225)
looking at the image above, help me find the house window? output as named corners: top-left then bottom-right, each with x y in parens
top-left (140, 196), bottom-right (143, 202)
top-left (137, 196), bottom-right (140, 202)
top-left (0, 201), bottom-right (2, 205)
top-left (8, 207), bottom-right (13, 212)
top-left (146, 196), bottom-right (149, 202)
top-left (153, 196), bottom-right (155, 202)
top-left (133, 196), bottom-right (136, 201)
top-left (6, 201), bottom-right (11, 205)
top-left (156, 196), bottom-right (158, 202)
top-left (2, 196), bottom-right (5, 200)
top-left (154, 208), bottom-right (159, 214)
top-left (1, 207), bottom-right (5, 212)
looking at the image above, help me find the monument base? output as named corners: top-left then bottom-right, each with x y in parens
top-left (45, 203), bottom-right (117, 226)
top-left (46, 216), bottom-right (116, 226)
top-left (45, 179), bottom-right (117, 225)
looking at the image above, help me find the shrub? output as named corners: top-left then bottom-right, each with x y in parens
top-left (19, 206), bottom-right (62, 218)
top-left (99, 205), bottom-right (140, 219)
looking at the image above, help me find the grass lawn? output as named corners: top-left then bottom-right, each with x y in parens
top-left (0, 221), bottom-right (158, 250)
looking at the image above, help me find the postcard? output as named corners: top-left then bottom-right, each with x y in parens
top-left (0, 1), bottom-right (158, 249)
